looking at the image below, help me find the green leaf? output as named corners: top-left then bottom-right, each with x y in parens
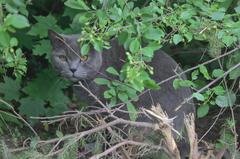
top-left (94, 78), bottom-right (110, 85)
top-left (199, 65), bottom-right (211, 80)
top-left (10, 38), bottom-right (18, 47)
top-left (210, 11), bottom-right (225, 20)
top-left (212, 69), bottom-right (224, 78)
top-left (104, 90), bottom-right (112, 99)
top-left (218, 0), bottom-right (233, 10)
top-left (96, 10), bottom-right (107, 25)
top-left (229, 68), bottom-right (240, 80)
top-left (77, 12), bottom-right (93, 24)
top-left (180, 9), bottom-right (196, 20)
top-left (80, 43), bottom-right (89, 56)
top-left (19, 97), bottom-right (45, 117)
top-left (215, 91), bottom-right (236, 107)
top-left (32, 40), bottom-right (51, 59)
top-left (109, 97), bottom-right (117, 107)
top-left (217, 30), bottom-right (225, 39)
top-left (184, 32), bottom-right (193, 42)
top-left (0, 77), bottom-right (21, 101)
top-left (129, 39), bottom-right (140, 53)
top-left (173, 79), bottom-right (194, 89)
top-left (173, 34), bottom-right (183, 45)
top-left (56, 130), bottom-right (63, 138)
top-left (222, 35), bottom-right (235, 46)
top-left (144, 28), bottom-right (164, 41)
top-left (117, 31), bottom-right (129, 45)
top-left (106, 67), bottom-right (119, 76)
top-left (118, 92), bottom-right (128, 102)
top-left (131, 79), bottom-right (144, 92)
top-left (127, 102), bottom-right (137, 121)
top-left (141, 42), bottom-right (162, 58)
top-left (234, 6), bottom-right (240, 13)
top-left (227, 53), bottom-right (240, 79)
top-left (213, 86), bottom-right (225, 95)
top-left (0, 31), bottom-right (10, 47)
top-left (28, 15), bottom-right (62, 38)
top-left (5, 14), bottom-right (30, 29)
top-left (143, 79), bottom-right (160, 90)
top-left (192, 92), bottom-right (205, 101)
top-left (197, 104), bottom-right (209, 118)
top-left (125, 86), bottom-right (138, 101)
top-left (180, 11), bottom-right (191, 20)
top-left (173, 79), bottom-right (181, 89)
top-left (93, 40), bottom-right (103, 52)
top-left (64, 0), bottom-right (90, 10)
top-left (191, 70), bottom-right (199, 80)
top-left (0, 111), bottom-right (22, 126)
top-left (22, 69), bottom-right (70, 115)
top-left (142, 47), bottom-right (154, 57)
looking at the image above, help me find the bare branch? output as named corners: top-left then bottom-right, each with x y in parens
top-left (89, 140), bottom-right (164, 159)
top-left (0, 98), bottom-right (39, 138)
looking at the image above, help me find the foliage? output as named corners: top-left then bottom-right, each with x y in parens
top-left (0, 0), bottom-right (30, 78)
top-left (63, 0), bottom-right (240, 118)
top-left (215, 119), bottom-right (239, 157)
top-left (0, 68), bottom-right (70, 120)
top-left (173, 60), bottom-right (239, 118)
top-left (0, 0), bottom-right (239, 158)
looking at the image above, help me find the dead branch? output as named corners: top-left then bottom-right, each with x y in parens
top-left (184, 114), bottom-right (200, 159)
top-left (89, 140), bottom-right (164, 159)
top-left (145, 105), bottom-right (181, 159)
top-left (77, 81), bottom-right (110, 112)
top-left (37, 118), bottom-right (158, 147)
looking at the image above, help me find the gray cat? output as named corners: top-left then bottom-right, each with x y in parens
top-left (48, 30), bottom-right (195, 157)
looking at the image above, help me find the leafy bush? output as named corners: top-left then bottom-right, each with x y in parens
top-left (64, 0), bottom-right (240, 118)
top-left (0, 0), bottom-right (239, 157)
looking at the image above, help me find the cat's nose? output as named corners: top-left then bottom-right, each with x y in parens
top-left (70, 68), bottom-right (77, 73)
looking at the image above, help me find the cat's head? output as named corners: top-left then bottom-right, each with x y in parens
top-left (48, 30), bottom-right (102, 82)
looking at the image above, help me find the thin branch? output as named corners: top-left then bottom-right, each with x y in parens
top-left (37, 118), bottom-right (158, 146)
top-left (175, 62), bottom-right (240, 111)
top-left (89, 140), bottom-right (163, 159)
top-left (0, 98), bottom-right (39, 138)
top-left (198, 108), bottom-right (224, 142)
top-left (31, 109), bottom-right (108, 120)
top-left (114, 45), bottom-right (240, 108)
top-left (141, 45), bottom-right (240, 99)
top-left (77, 81), bottom-right (110, 112)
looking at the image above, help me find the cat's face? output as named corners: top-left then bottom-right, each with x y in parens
top-left (48, 30), bottom-right (102, 82)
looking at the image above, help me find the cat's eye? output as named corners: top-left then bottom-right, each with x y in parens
top-left (58, 55), bottom-right (67, 62)
top-left (80, 56), bottom-right (88, 62)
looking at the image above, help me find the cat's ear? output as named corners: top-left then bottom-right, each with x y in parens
top-left (48, 30), bottom-right (65, 49)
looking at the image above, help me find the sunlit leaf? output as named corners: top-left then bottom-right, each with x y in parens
top-left (192, 92), bottom-right (205, 101)
top-left (197, 104), bottom-right (209, 118)
top-left (199, 65), bottom-right (211, 80)
top-left (106, 67), bottom-right (119, 76)
top-left (215, 91), bottom-right (236, 107)
top-left (144, 28), bottom-right (164, 41)
top-left (5, 14), bottom-right (30, 29)
top-left (127, 102), bottom-right (137, 121)
top-left (173, 34), bottom-right (183, 45)
top-left (94, 78), bottom-right (110, 85)
top-left (210, 11), bottom-right (225, 20)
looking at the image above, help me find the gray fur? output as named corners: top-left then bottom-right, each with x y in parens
top-left (49, 30), bottom-right (195, 156)
top-left (48, 30), bottom-right (102, 82)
